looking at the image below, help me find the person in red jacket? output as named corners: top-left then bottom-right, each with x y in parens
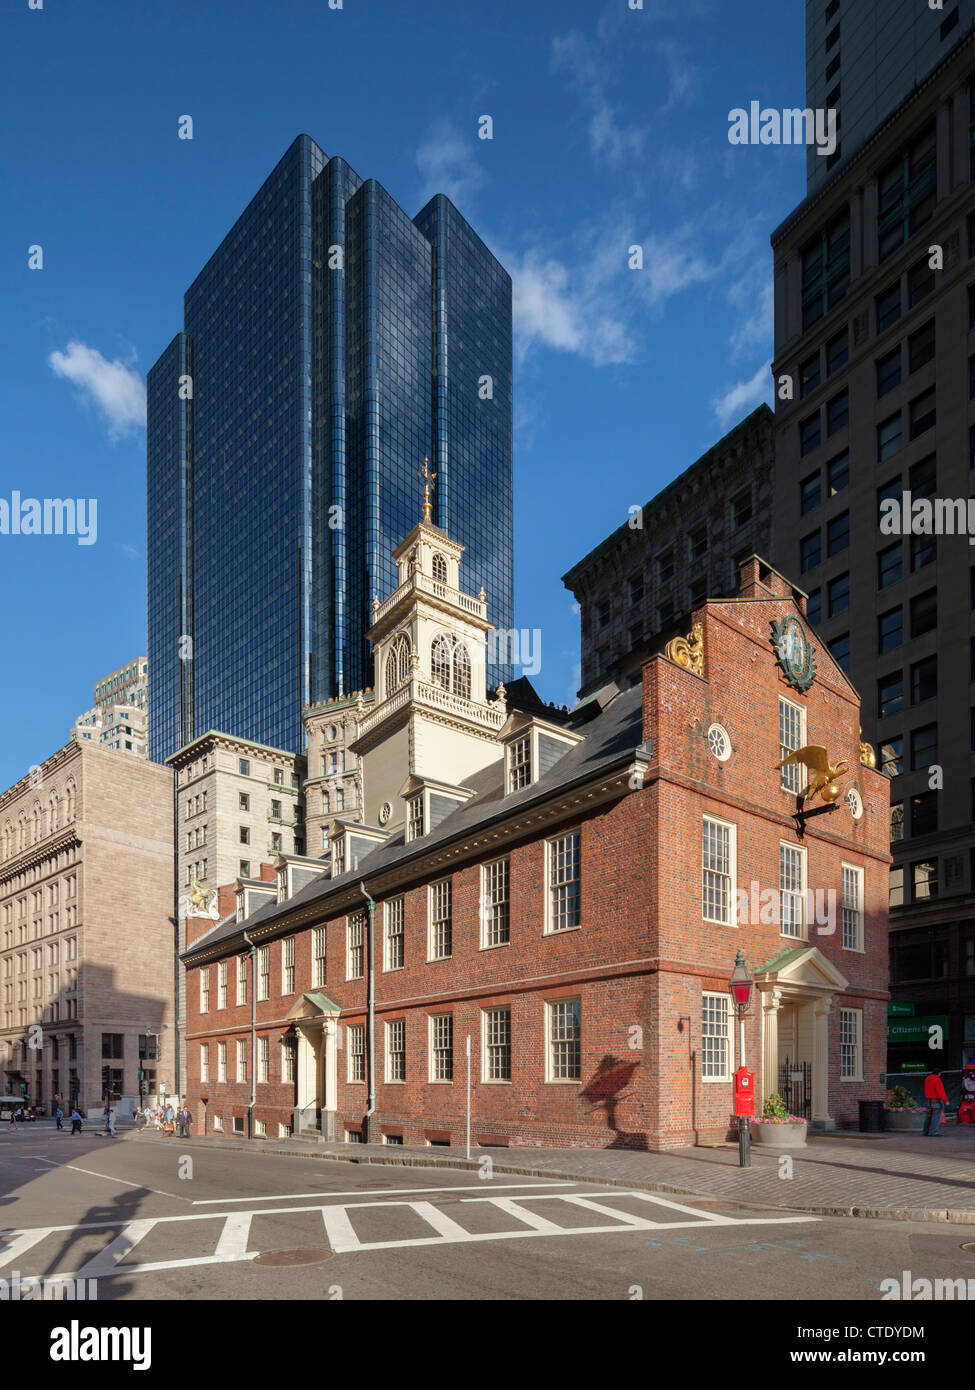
top-left (923, 1069), bottom-right (948, 1136)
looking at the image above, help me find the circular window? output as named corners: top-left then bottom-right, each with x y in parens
top-left (847, 788), bottom-right (863, 821)
top-left (707, 724), bottom-right (731, 762)
top-left (378, 801), bottom-right (393, 827)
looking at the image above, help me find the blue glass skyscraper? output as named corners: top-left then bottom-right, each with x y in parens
top-left (147, 135), bottom-right (513, 763)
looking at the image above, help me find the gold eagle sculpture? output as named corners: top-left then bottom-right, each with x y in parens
top-left (188, 878), bottom-right (216, 914)
top-left (776, 745), bottom-right (849, 804)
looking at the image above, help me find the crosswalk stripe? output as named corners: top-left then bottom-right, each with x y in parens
top-left (409, 1201), bottom-right (475, 1241)
top-left (321, 1205), bottom-right (361, 1254)
top-left (555, 1195), bottom-right (656, 1227)
top-left (481, 1197), bottom-right (567, 1233)
top-left (627, 1191), bottom-right (738, 1225)
top-left (214, 1213), bottom-right (253, 1259)
top-left (0, 1228), bottom-right (54, 1265)
top-left (75, 1219), bottom-right (157, 1278)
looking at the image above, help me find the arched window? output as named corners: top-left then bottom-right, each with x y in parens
top-left (322, 791), bottom-right (330, 814)
top-left (432, 634), bottom-right (452, 690)
top-left (384, 633), bottom-right (411, 695)
top-left (65, 782), bottom-right (76, 823)
top-left (49, 794), bottom-right (60, 833)
top-left (432, 553), bottom-right (448, 585)
top-left (453, 641), bottom-right (471, 699)
top-left (18, 814), bottom-right (27, 852)
top-left (31, 804), bottom-right (42, 844)
top-left (1, 823), bottom-right (11, 859)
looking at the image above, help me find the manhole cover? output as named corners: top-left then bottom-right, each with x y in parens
top-left (960, 1243), bottom-right (975, 1254)
top-left (254, 1247), bottom-right (333, 1267)
top-left (353, 1180), bottom-right (394, 1190)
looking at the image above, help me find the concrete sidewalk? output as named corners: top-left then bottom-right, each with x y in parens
top-left (132, 1123), bottom-right (975, 1225)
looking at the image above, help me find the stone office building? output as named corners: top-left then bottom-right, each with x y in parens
top-left (562, 405), bottom-right (774, 699)
top-left (181, 512), bottom-right (888, 1150)
top-left (0, 741), bottom-right (174, 1111)
top-left (770, 26), bottom-right (975, 1068)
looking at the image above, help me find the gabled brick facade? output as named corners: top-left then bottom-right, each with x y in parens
top-left (183, 558), bottom-right (889, 1151)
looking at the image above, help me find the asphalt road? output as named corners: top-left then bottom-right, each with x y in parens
top-left (2, 1124), bottom-right (974, 1301)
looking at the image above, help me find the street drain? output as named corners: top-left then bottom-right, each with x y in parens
top-left (254, 1248), bottom-right (333, 1267)
top-left (960, 1243), bottom-right (975, 1254)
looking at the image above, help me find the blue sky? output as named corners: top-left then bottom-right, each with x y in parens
top-left (0, 0), bottom-right (808, 788)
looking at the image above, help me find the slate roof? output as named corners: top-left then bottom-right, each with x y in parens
top-left (182, 682), bottom-right (647, 961)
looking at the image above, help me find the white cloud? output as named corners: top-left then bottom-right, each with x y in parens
top-left (552, 31), bottom-right (647, 165)
top-left (712, 361), bottom-right (772, 428)
top-left (508, 247), bottom-right (635, 367)
top-left (728, 277), bottom-right (773, 357)
top-left (635, 230), bottom-right (714, 307)
top-left (415, 119), bottom-right (485, 211)
top-left (49, 341), bottom-right (145, 441)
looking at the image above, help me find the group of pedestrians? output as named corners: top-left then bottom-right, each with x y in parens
top-left (133, 1102), bottom-right (193, 1137)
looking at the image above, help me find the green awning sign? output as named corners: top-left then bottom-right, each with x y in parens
top-left (887, 1015), bottom-right (949, 1043)
top-left (887, 1002), bottom-right (914, 1017)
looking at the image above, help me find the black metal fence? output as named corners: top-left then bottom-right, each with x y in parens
top-left (778, 1058), bottom-right (812, 1118)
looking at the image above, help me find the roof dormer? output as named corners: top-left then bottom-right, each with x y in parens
top-left (499, 713), bottom-right (584, 796)
top-left (330, 820), bottom-right (388, 879)
top-left (234, 877), bottom-right (276, 923)
top-left (272, 852), bottom-right (331, 904)
top-left (400, 774), bottom-right (474, 841)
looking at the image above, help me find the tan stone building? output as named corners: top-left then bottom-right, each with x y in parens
top-left (0, 741), bottom-right (174, 1113)
top-left (72, 656), bottom-right (149, 758)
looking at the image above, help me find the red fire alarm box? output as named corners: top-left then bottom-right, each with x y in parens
top-left (733, 1067), bottom-right (755, 1117)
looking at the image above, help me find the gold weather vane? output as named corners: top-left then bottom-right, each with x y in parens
top-left (419, 457), bottom-right (437, 524)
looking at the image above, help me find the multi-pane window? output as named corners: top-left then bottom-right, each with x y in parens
top-left (876, 347), bottom-right (901, 397)
top-left (779, 843), bottom-right (806, 938)
top-left (841, 864), bottom-right (863, 951)
top-left (481, 857), bottom-right (510, 948)
top-left (827, 452), bottom-right (848, 495)
top-left (878, 127), bottom-right (936, 260)
top-left (429, 1014), bottom-right (454, 1082)
top-left (828, 572), bottom-right (850, 617)
top-left (429, 880), bottom-right (452, 959)
top-left (237, 1039), bottom-right (247, 1082)
top-left (908, 319), bottom-right (935, 372)
top-left (701, 993), bottom-right (732, 1080)
top-left (913, 859), bottom-right (938, 901)
top-left (825, 327), bottom-right (848, 375)
top-left (384, 897), bottom-right (404, 971)
top-left (877, 541), bottom-right (902, 589)
top-left (236, 954), bottom-right (247, 1006)
top-left (385, 1019), bottom-right (406, 1082)
top-left (282, 1037), bottom-right (296, 1083)
top-left (200, 1043), bottom-right (209, 1084)
top-left (878, 606), bottom-right (903, 652)
top-left (799, 412), bottom-right (821, 456)
top-left (800, 531), bottom-right (821, 572)
top-left (217, 1041), bottom-right (227, 1082)
top-left (407, 794), bottom-right (424, 842)
top-left (348, 1024), bottom-right (365, 1083)
top-left (347, 913), bottom-right (365, 979)
top-left (257, 946), bottom-right (269, 1001)
top-left (878, 673), bottom-right (904, 719)
top-left (876, 284), bottom-right (901, 333)
top-left (801, 213), bottom-right (850, 330)
top-left (547, 999), bottom-right (581, 1081)
top-left (800, 472), bottom-right (821, 514)
top-left (839, 1008), bottom-right (861, 1080)
top-left (909, 388), bottom-right (936, 439)
top-left (508, 735), bottom-right (531, 792)
top-left (826, 389), bottom-right (848, 434)
top-left (282, 936), bottom-right (295, 995)
top-left (779, 698), bottom-right (806, 794)
top-left (217, 961), bottom-right (228, 1010)
top-left (911, 655), bottom-right (937, 704)
top-left (258, 1035), bottom-right (269, 1083)
top-left (547, 832), bottom-right (581, 932)
top-left (482, 1007), bottom-right (511, 1082)
top-left (200, 967), bottom-right (210, 1014)
top-left (702, 817), bottom-right (734, 924)
top-left (827, 511), bottom-right (849, 555)
top-left (312, 927), bottom-right (326, 989)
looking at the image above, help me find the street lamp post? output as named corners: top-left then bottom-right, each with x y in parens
top-left (729, 949), bottom-right (754, 1169)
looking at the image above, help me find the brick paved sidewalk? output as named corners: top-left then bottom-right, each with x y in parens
top-left (156, 1123), bottom-right (975, 1225)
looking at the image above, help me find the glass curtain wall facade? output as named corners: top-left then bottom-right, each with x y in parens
top-left (148, 135), bottom-right (513, 763)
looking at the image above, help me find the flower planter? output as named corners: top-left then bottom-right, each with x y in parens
top-left (884, 1109), bottom-right (926, 1132)
top-left (750, 1120), bottom-right (807, 1148)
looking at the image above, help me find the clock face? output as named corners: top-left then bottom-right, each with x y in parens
top-left (771, 617), bottom-right (817, 692)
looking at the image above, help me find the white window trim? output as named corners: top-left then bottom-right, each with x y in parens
top-left (544, 996), bottom-right (582, 1084)
top-left (346, 913), bottom-right (365, 981)
top-left (543, 829), bottom-right (582, 936)
top-left (779, 840), bottom-right (808, 940)
top-left (841, 861), bottom-right (865, 953)
top-left (839, 1007), bottom-right (863, 1082)
top-left (778, 696), bottom-right (807, 795)
top-left (702, 815), bottom-right (738, 927)
top-left (700, 991), bottom-right (735, 1083)
top-left (427, 879), bottom-right (452, 962)
top-left (480, 1005), bottom-right (512, 1085)
top-left (347, 1023), bottom-right (365, 1085)
top-left (383, 897), bottom-right (404, 972)
top-left (479, 856), bottom-right (511, 951)
top-left (384, 1018), bottom-right (406, 1084)
top-left (427, 1013), bottom-right (454, 1084)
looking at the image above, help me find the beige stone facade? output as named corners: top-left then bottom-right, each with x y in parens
top-left (0, 740), bottom-right (174, 1113)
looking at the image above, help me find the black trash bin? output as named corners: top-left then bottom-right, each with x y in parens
top-left (858, 1099), bottom-right (885, 1133)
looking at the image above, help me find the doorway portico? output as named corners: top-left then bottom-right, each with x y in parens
top-left (755, 946), bottom-right (849, 1131)
top-left (285, 992), bottom-right (340, 1140)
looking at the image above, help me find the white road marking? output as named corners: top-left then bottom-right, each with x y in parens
top-left (33, 1158), bottom-right (189, 1202)
top-left (191, 1180), bottom-right (570, 1205)
top-left (214, 1213), bottom-right (253, 1259)
top-left (0, 1193), bottom-right (819, 1280)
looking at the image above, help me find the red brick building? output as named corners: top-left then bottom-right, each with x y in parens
top-left (182, 528), bottom-right (889, 1152)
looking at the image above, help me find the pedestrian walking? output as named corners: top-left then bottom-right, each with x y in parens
top-left (163, 1103), bottom-right (176, 1135)
top-left (9, 1106), bottom-right (19, 1129)
top-left (177, 1106), bottom-right (192, 1138)
top-left (923, 1068), bottom-right (948, 1136)
top-left (55, 1106), bottom-right (64, 1131)
top-left (70, 1108), bottom-right (82, 1135)
top-left (107, 1106), bottom-right (117, 1137)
